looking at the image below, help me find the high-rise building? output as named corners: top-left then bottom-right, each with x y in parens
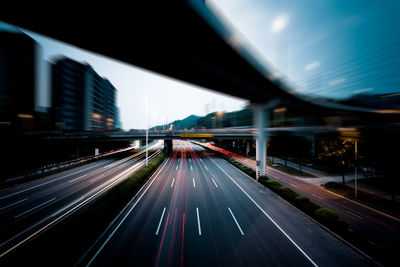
top-left (115, 107), bottom-right (122, 129)
top-left (51, 57), bottom-right (117, 131)
top-left (0, 31), bottom-right (37, 130)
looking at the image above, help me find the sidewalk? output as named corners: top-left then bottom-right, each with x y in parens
top-left (268, 156), bottom-right (399, 201)
top-left (346, 180), bottom-right (400, 202)
top-left (269, 156), bottom-right (329, 178)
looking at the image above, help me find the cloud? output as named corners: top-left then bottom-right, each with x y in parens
top-left (304, 61), bottom-right (320, 71)
top-left (329, 78), bottom-right (346, 86)
top-left (354, 87), bottom-right (373, 94)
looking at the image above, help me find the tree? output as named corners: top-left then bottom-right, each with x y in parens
top-left (316, 133), bottom-right (353, 182)
top-left (290, 136), bottom-right (312, 172)
top-left (268, 134), bottom-right (290, 166)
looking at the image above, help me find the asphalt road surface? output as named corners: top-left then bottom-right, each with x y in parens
top-left (81, 140), bottom-right (369, 267)
top-left (204, 143), bottom-right (400, 260)
top-left (0, 141), bottom-right (163, 258)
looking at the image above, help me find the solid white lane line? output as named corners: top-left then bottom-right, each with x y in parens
top-left (193, 178), bottom-right (196, 188)
top-left (346, 210), bottom-right (364, 220)
top-left (155, 207), bottom-right (166, 235)
top-left (171, 178), bottom-right (175, 188)
top-left (0, 180), bottom-right (55, 200)
top-left (196, 207), bottom-right (202, 235)
top-left (83, 155), bottom-right (167, 266)
top-left (228, 207), bottom-right (244, 235)
top-left (212, 178), bottom-right (218, 188)
top-left (205, 166), bottom-right (208, 171)
top-left (0, 161), bottom-right (114, 200)
top-left (176, 166), bottom-right (178, 171)
top-left (0, 198), bottom-right (27, 212)
top-left (15, 197), bottom-right (56, 219)
top-left (210, 158), bottom-right (318, 267)
top-left (0, 150), bottom-right (163, 260)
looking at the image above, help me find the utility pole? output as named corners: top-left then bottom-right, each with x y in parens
top-left (145, 98), bottom-right (151, 166)
top-left (354, 139), bottom-right (358, 198)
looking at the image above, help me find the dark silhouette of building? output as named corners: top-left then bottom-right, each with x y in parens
top-left (0, 30), bottom-right (37, 131)
top-left (51, 57), bottom-right (117, 131)
top-left (115, 107), bottom-right (122, 129)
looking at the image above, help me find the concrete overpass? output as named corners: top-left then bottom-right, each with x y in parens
top-left (37, 126), bottom-right (364, 142)
top-left (2, 1), bottom-right (398, 177)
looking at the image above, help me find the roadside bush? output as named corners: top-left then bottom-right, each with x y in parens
top-left (5, 151), bottom-right (167, 266)
top-left (315, 208), bottom-right (339, 224)
top-left (258, 176), bottom-right (269, 185)
top-left (247, 169), bottom-right (256, 177)
top-left (294, 196), bottom-right (310, 203)
top-left (196, 143), bottom-right (399, 265)
top-left (296, 200), bottom-right (321, 216)
top-left (277, 186), bottom-right (300, 201)
top-left (266, 179), bottom-right (281, 186)
top-left (264, 179), bottom-right (281, 191)
top-left (238, 163), bottom-right (246, 169)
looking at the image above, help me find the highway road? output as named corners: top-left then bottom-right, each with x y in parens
top-left (80, 140), bottom-right (369, 266)
top-left (203, 143), bottom-right (400, 263)
top-left (0, 141), bottom-right (163, 258)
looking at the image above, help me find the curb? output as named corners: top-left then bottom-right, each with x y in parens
top-left (322, 187), bottom-right (400, 222)
top-left (75, 150), bottom-right (168, 266)
top-left (195, 142), bottom-right (381, 266)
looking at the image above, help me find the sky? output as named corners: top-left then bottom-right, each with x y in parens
top-left (2, 1), bottom-right (400, 129)
top-left (0, 21), bottom-right (247, 130)
top-left (209, 0), bottom-right (400, 99)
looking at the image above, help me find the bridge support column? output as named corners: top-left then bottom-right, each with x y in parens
top-left (252, 104), bottom-right (268, 180)
top-left (164, 140), bottom-right (173, 155)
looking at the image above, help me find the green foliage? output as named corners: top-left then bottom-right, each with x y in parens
top-left (315, 208), bottom-right (339, 223)
top-left (194, 107), bottom-right (253, 129)
top-left (294, 196), bottom-right (310, 203)
top-left (222, 155), bottom-right (257, 179)
top-left (10, 151), bottom-right (167, 265)
top-left (316, 133), bottom-right (353, 166)
top-left (85, 152), bottom-right (167, 219)
top-left (277, 186), bottom-right (300, 200)
top-left (266, 179), bottom-right (281, 186)
top-left (297, 200), bottom-right (321, 216)
top-left (258, 176), bottom-right (269, 185)
top-left (203, 142), bottom-right (343, 235)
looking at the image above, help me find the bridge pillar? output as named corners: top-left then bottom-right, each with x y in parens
top-left (164, 139), bottom-right (173, 155)
top-left (252, 104), bottom-right (268, 180)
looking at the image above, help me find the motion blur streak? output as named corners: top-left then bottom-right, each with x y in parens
top-left (81, 141), bottom-right (368, 266)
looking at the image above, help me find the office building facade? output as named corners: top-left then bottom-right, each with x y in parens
top-left (0, 31), bottom-right (37, 130)
top-left (52, 57), bottom-right (116, 131)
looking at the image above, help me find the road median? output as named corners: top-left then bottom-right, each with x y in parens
top-left (0, 150), bottom-right (167, 266)
top-left (195, 142), bottom-right (385, 266)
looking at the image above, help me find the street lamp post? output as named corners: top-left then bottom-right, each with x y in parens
top-left (354, 139), bottom-right (358, 198)
top-left (145, 98), bottom-right (151, 166)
